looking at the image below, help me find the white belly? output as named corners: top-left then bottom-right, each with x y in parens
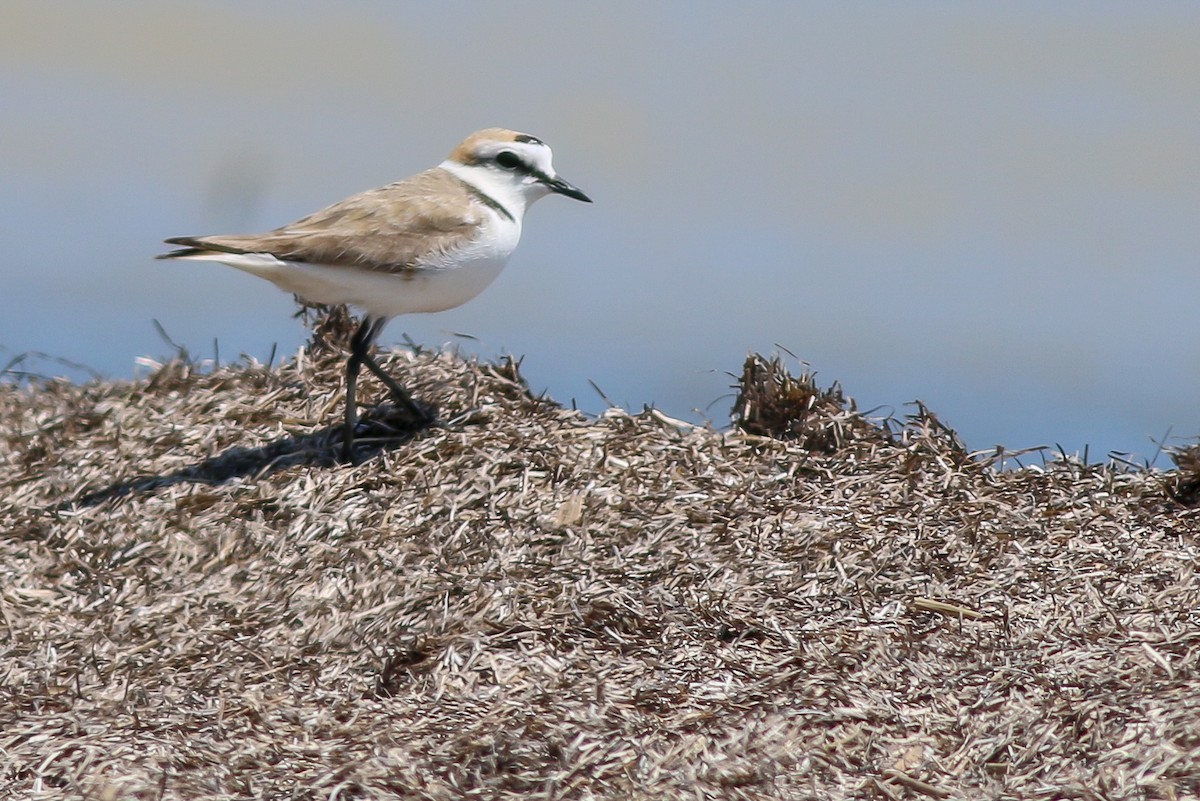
top-left (252, 254), bottom-right (509, 317)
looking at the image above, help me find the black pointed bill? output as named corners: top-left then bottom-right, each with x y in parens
top-left (544, 175), bottom-right (592, 203)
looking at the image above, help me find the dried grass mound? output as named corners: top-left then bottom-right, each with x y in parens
top-left (2, 343), bottom-right (1200, 800)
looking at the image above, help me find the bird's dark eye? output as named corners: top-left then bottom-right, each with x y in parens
top-left (495, 151), bottom-right (522, 170)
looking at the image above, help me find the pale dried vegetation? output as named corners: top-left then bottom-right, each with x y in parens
top-left (2, 332), bottom-right (1199, 800)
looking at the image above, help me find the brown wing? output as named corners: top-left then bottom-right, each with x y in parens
top-left (161, 168), bottom-right (484, 273)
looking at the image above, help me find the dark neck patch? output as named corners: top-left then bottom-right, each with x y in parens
top-left (452, 174), bottom-right (516, 223)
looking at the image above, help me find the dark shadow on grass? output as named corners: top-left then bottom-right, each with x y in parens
top-left (59, 408), bottom-right (436, 511)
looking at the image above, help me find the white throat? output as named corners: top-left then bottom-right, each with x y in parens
top-left (439, 160), bottom-right (545, 223)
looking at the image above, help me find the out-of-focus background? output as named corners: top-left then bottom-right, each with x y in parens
top-left (3, 1), bottom-right (1198, 461)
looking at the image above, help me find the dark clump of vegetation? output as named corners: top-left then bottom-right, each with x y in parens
top-left (1167, 443), bottom-right (1200, 506)
top-left (732, 353), bottom-right (885, 453)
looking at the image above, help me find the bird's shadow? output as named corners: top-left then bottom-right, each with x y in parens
top-left (60, 409), bottom-right (435, 511)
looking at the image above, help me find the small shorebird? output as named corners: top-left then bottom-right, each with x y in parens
top-left (159, 128), bottom-right (591, 460)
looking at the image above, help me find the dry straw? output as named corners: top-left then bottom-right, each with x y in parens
top-left (2, 343), bottom-right (1198, 800)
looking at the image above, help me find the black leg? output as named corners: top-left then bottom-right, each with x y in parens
top-left (341, 315), bottom-right (429, 461)
top-left (362, 350), bottom-right (427, 419)
top-left (342, 318), bottom-right (373, 461)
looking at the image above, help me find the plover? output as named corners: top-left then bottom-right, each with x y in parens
top-left (159, 128), bottom-right (591, 460)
